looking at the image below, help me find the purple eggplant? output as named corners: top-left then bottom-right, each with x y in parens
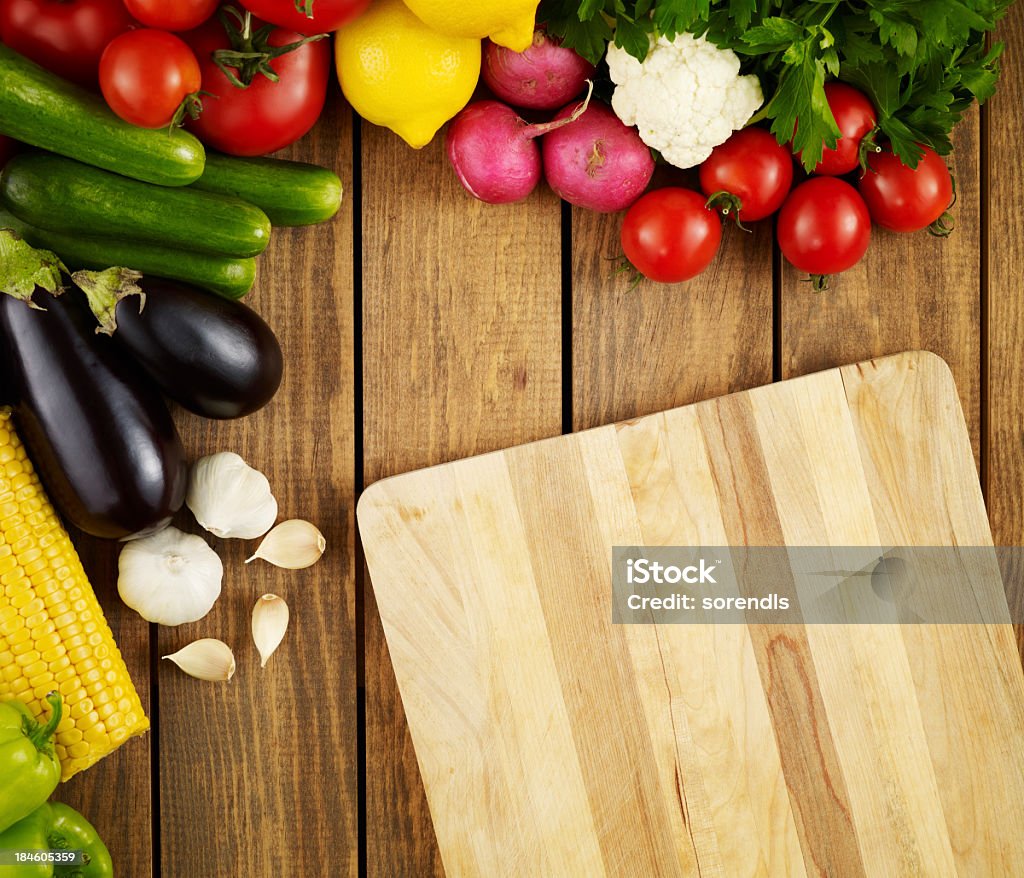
top-left (75, 272), bottom-right (283, 419)
top-left (0, 286), bottom-right (188, 540)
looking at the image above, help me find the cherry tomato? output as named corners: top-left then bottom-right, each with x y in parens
top-left (777, 178), bottom-right (871, 280)
top-left (621, 188), bottom-right (722, 284)
top-left (238, 0), bottom-right (371, 34)
top-left (123, 0), bottom-right (219, 31)
top-left (183, 15), bottom-right (330, 156)
top-left (858, 145), bottom-right (953, 233)
top-left (699, 127), bottom-right (793, 222)
top-left (99, 29), bottom-right (201, 129)
top-left (0, 0), bottom-right (137, 87)
top-left (811, 83), bottom-right (877, 176)
top-left (0, 136), bottom-right (17, 169)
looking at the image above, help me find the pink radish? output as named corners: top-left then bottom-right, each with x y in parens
top-left (446, 87), bottom-right (593, 205)
top-left (542, 102), bottom-right (654, 212)
top-left (482, 28), bottom-right (596, 111)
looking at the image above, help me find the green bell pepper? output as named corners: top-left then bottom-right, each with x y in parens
top-left (0, 694), bottom-right (62, 834)
top-left (0, 802), bottom-right (113, 877)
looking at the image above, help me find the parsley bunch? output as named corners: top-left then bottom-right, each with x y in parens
top-left (539, 0), bottom-right (1011, 169)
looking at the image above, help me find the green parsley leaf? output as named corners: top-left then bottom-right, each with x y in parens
top-left (740, 18), bottom-right (806, 55)
top-left (614, 14), bottom-right (652, 59)
top-left (767, 42), bottom-right (841, 169)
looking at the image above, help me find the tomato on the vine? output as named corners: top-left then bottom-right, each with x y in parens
top-left (811, 83), bottom-right (877, 176)
top-left (183, 10), bottom-right (331, 156)
top-left (122, 0), bottom-right (219, 31)
top-left (700, 127), bottom-right (793, 223)
top-left (99, 29), bottom-right (202, 129)
top-left (777, 177), bottom-right (871, 285)
top-left (238, 0), bottom-right (371, 34)
top-left (859, 145), bottom-right (954, 234)
top-left (621, 188), bottom-right (722, 284)
top-left (0, 0), bottom-right (137, 87)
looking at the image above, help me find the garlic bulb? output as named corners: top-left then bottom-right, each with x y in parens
top-left (246, 519), bottom-right (326, 569)
top-left (252, 594), bottom-right (289, 667)
top-left (118, 527), bottom-right (223, 626)
top-left (163, 639), bottom-right (236, 682)
top-left (187, 452), bottom-right (278, 539)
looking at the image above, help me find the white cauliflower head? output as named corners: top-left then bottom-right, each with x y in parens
top-left (607, 32), bottom-right (763, 169)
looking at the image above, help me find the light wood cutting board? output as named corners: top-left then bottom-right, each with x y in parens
top-left (358, 351), bottom-right (1024, 877)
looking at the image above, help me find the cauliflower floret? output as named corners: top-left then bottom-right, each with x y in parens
top-left (607, 32), bottom-right (763, 169)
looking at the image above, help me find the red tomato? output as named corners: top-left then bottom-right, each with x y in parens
top-left (99, 30), bottom-right (201, 129)
top-left (0, 136), bottom-right (17, 169)
top-left (699, 128), bottom-right (793, 222)
top-left (812, 83), bottom-right (877, 176)
top-left (123, 0), bottom-right (218, 31)
top-left (778, 178), bottom-right (871, 279)
top-left (183, 16), bottom-right (330, 155)
top-left (621, 188), bottom-right (722, 284)
top-left (859, 145), bottom-right (953, 233)
top-left (238, 0), bottom-right (371, 34)
top-left (0, 0), bottom-right (137, 87)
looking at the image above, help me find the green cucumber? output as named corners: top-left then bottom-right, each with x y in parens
top-left (2, 154), bottom-right (272, 258)
top-left (191, 152), bottom-right (343, 226)
top-left (0, 209), bottom-right (255, 300)
top-left (0, 44), bottom-right (204, 187)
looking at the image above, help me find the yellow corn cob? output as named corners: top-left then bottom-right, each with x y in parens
top-left (0, 410), bottom-right (148, 780)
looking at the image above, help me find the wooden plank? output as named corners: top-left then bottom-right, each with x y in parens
top-left (840, 354), bottom-right (1024, 874)
top-left (571, 210), bottom-right (773, 430)
top-left (358, 351), bottom-right (1024, 875)
top-left (696, 391), bottom-right (866, 875)
top-left (780, 113), bottom-right (982, 463)
top-left (157, 95), bottom-right (358, 877)
top-left (609, 412), bottom-right (805, 877)
top-left (61, 538), bottom-right (152, 878)
top-left (360, 125), bottom-right (563, 875)
top-left (988, 8), bottom-right (1024, 583)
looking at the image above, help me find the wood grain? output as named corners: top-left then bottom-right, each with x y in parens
top-left (695, 393), bottom-right (865, 875)
top-left (360, 123), bottom-right (563, 877)
top-left (156, 93), bottom-right (358, 877)
top-left (780, 114), bottom-right (982, 464)
top-left (359, 351), bottom-right (1024, 876)
top-left (988, 8), bottom-right (1024, 566)
top-left (61, 538), bottom-right (152, 878)
top-left (571, 207), bottom-right (773, 431)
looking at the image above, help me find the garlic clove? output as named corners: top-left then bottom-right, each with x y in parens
top-left (118, 526), bottom-right (223, 626)
top-left (187, 451), bottom-right (278, 540)
top-left (245, 519), bottom-right (326, 569)
top-left (163, 639), bottom-right (236, 682)
top-left (252, 594), bottom-right (289, 668)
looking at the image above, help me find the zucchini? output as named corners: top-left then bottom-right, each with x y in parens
top-left (0, 210), bottom-right (255, 300)
top-left (2, 154), bottom-right (272, 258)
top-left (0, 45), bottom-right (204, 187)
top-left (191, 152), bottom-right (343, 226)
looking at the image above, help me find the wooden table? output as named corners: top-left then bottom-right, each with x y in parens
top-left (58, 9), bottom-right (1024, 877)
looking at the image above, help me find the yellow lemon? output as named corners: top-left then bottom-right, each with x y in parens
top-left (401, 0), bottom-right (539, 51)
top-left (335, 0), bottom-right (481, 149)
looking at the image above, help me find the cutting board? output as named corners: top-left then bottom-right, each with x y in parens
top-left (358, 351), bottom-right (1024, 876)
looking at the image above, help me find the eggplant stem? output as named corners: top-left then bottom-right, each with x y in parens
top-left (71, 267), bottom-right (146, 335)
top-left (0, 229), bottom-right (67, 303)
